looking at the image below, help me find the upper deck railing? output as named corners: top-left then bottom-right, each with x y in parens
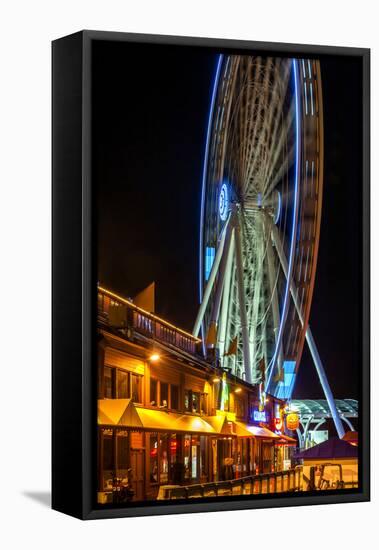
top-left (97, 286), bottom-right (201, 356)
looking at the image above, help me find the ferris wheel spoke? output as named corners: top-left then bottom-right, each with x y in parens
top-left (241, 58), bottom-right (273, 192)
top-left (262, 101), bottom-right (295, 199)
top-left (243, 59), bottom-right (286, 194)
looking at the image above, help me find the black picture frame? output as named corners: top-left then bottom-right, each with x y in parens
top-left (52, 30), bottom-right (370, 520)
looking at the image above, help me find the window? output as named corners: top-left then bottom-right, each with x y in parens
top-left (104, 367), bottom-right (114, 398)
top-left (160, 434), bottom-right (169, 483)
top-left (200, 393), bottom-right (208, 415)
top-left (131, 374), bottom-right (142, 403)
top-left (184, 435), bottom-right (191, 479)
top-left (200, 436), bottom-right (207, 478)
top-left (116, 370), bottom-right (129, 398)
top-left (102, 430), bottom-right (114, 489)
top-left (191, 436), bottom-right (199, 479)
top-left (150, 434), bottom-right (158, 482)
top-left (150, 378), bottom-right (157, 406)
top-left (160, 382), bottom-right (168, 408)
top-left (235, 395), bottom-right (246, 418)
top-left (184, 390), bottom-right (191, 412)
top-left (192, 392), bottom-right (200, 413)
top-left (171, 385), bottom-right (179, 410)
top-left (116, 431), bottom-right (129, 480)
top-left (184, 390), bottom-right (205, 414)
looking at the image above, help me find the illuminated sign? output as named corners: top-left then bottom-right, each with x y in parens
top-left (286, 412), bottom-right (300, 431)
top-left (274, 417), bottom-right (283, 431)
top-left (253, 409), bottom-right (267, 422)
top-left (219, 183), bottom-right (229, 221)
top-left (220, 372), bottom-right (229, 411)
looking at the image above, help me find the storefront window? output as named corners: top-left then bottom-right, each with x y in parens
top-left (103, 430), bottom-right (114, 489)
top-left (116, 370), bottom-right (129, 398)
top-left (170, 434), bottom-right (177, 467)
top-left (116, 431), bottom-right (129, 481)
top-left (171, 385), bottom-right (179, 410)
top-left (160, 382), bottom-right (168, 407)
top-left (200, 436), bottom-right (207, 478)
top-left (104, 367), bottom-right (114, 398)
top-left (191, 436), bottom-right (198, 479)
top-left (149, 434), bottom-right (158, 483)
top-left (131, 374), bottom-right (142, 403)
top-left (160, 434), bottom-right (169, 483)
top-left (150, 378), bottom-right (157, 405)
top-left (184, 435), bottom-right (191, 479)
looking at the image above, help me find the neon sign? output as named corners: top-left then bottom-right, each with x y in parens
top-left (253, 409), bottom-right (267, 422)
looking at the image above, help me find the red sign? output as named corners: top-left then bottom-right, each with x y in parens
top-left (274, 417), bottom-right (283, 431)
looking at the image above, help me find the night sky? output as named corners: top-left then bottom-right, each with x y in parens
top-left (93, 41), bottom-right (362, 401)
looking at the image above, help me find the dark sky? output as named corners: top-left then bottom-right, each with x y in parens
top-left (93, 41), bottom-right (362, 401)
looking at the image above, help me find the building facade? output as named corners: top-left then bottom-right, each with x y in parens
top-left (97, 286), bottom-right (294, 503)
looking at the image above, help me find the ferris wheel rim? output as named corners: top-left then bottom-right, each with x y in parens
top-left (197, 54), bottom-right (323, 397)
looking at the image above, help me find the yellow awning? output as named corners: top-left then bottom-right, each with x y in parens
top-left (136, 408), bottom-right (216, 434)
top-left (207, 415), bottom-right (231, 434)
top-left (98, 399), bottom-right (217, 434)
top-left (98, 399), bottom-right (143, 428)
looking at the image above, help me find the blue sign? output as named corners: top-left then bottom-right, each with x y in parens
top-left (252, 409), bottom-right (267, 423)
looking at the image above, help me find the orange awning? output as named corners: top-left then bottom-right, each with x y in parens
top-left (275, 434), bottom-right (297, 445)
top-left (234, 421), bottom-right (257, 437)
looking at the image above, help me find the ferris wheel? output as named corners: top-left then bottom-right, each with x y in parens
top-left (193, 54), bottom-right (345, 438)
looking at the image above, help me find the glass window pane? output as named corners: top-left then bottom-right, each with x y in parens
top-left (117, 431), bottom-right (129, 482)
top-left (160, 382), bottom-right (168, 407)
top-left (131, 374), bottom-right (142, 403)
top-left (150, 378), bottom-right (157, 405)
top-left (191, 436), bottom-right (199, 479)
top-left (184, 435), bottom-right (191, 479)
top-left (192, 392), bottom-right (199, 413)
top-left (103, 432), bottom-right (114, 489)
top-left (104, 367), bottom-right (113, 398)
top-left (171, 385), bottom-right (179, 410)
top-left (117, 370), bottom-right (129, 398)
top-left (200, 393), bottom-right (207, 415)
top-left (160, 434), bottom-right (169, 483)
top-left (184, 390), bottom-right (190, 412)
top-left (149, 434), bottom-right (158, 483)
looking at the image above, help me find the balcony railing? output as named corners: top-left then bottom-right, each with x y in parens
top-left (98, 287), bottom-right (200, 356)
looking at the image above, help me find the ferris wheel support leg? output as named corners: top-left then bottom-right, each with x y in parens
top-left (305, 329), bottom-right (345, 439)
top-left (210, 225), bottom-right (234, 326)
top-left (271, 224), bottom-right (345, 439)
top-left (216, 232), bottom-right (235, 361)
top-left (235, 216), bottom-right (253, 384)
top-left (193, 216), bottom-right (231, 337)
